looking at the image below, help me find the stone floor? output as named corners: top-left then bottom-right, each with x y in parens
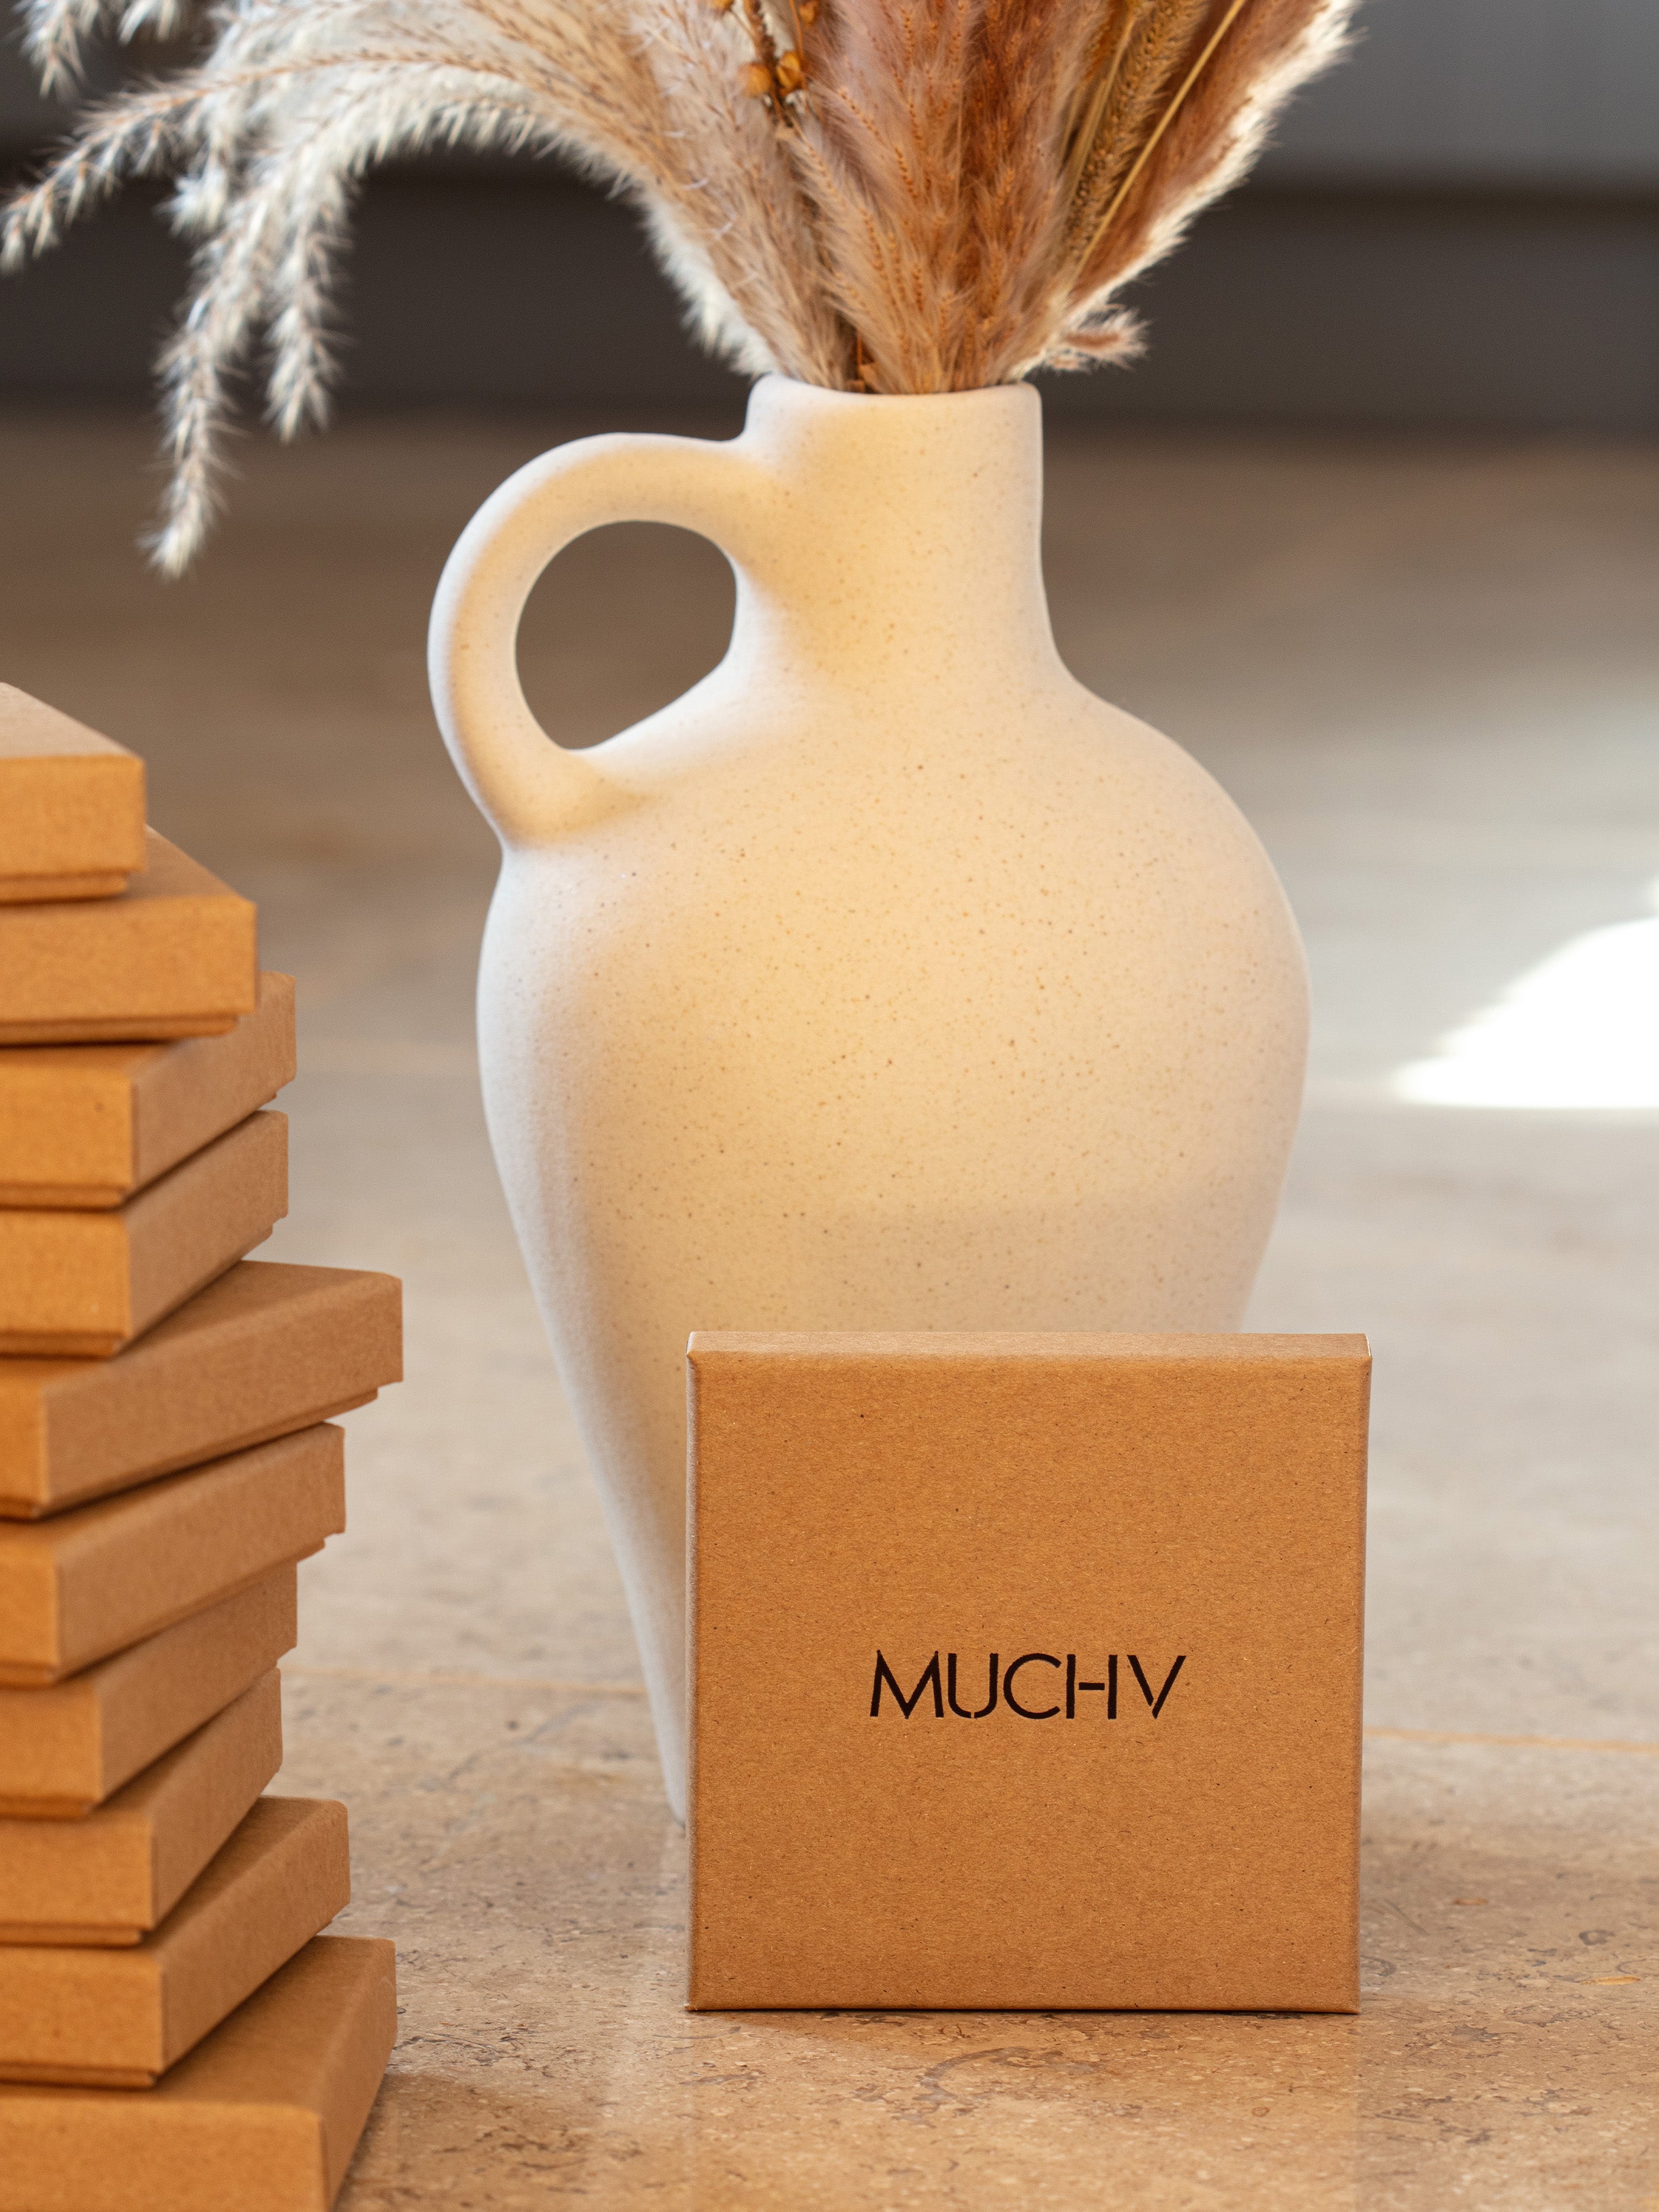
top-left (2, 404), bottom-right (1656, 2208)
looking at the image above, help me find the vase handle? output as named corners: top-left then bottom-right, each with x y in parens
top-left (428, 429), bottom-right (764, 845)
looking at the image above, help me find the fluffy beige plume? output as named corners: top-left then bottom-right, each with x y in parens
top-left (1061, 0), bottom-right (1357, 321)
top-left (953, 0), bottom-right (1101, 386)
top-left (3, 0), bottom-right (1357, 566)
top-left (639, 0), bottom-right (849, 386)
top-left (1065, 0), bottom-right (1214, 254)
top-left (788, 0), bottom-right (978, 391)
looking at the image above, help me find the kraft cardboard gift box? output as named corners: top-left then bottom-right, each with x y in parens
top-left (0, 1794), bottom-right (351, 2085)
top-left (0, 1934), bottom-right (397, 2212)
top-left (0, 1673), bottom-right (283, 1945)
top-left (0, 723), bottom-right (396, 2199)
top-left (0, 688), bottom-right (146, 905)
top-left (687, 1331), bottom-right (1370, 2015)
top-left (0, 1109), bottom-right (289, 1358)
top-left (0, 973), bottom-right (296, 1209)
top-left (0, 1261), bottom-right (402, 1519)
top-left (0, 1567), bottom-right (297, 1818)
top-left (0, 1425), bottom-right (344, 1687)
top-left (0, 830), bottom-right (258, 1044)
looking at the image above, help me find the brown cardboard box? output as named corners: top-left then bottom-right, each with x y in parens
top-left (0, 1261), bottom-right (401, 1519)
top-left (0, 830), bottom-right (257, 1044)
top-left (687, 1331), bottom-right (1370, 2014)
top-left (0, 1425), bottom-right (342, 1687)
top-left (0, 1673), bottom-right (283, 1946)
top-left (0, 689), bottom-right (146, 904)
top-left (0, 973), bottom-right (296, 1208)
top-left (0, 1109), bottom-right (288, 1358)
top-left (0, 1795), bottom-right (351, 2085)
top-left (0, 1566), bottom-right (296, 1817)
top-left (0, 1934), bottom-right (396, 2212)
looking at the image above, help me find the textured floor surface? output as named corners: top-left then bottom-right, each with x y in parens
top-left (2, 404), bottom-right (1655, 2208)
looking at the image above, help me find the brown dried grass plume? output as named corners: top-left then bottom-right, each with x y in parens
top-left (5, 0), bottom-right (1357, 568)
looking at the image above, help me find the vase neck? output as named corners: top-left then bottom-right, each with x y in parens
top-left (728, 378), bottom-right (1061, 692)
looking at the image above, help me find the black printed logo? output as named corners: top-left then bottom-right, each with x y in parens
top-left (870, 1649), bottom-right (1185, 1721)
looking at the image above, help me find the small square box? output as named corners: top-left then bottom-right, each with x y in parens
top-left (0, 831), bottom-right (257, 1045)
top-left (0, 1934), bottom-right (396, 2212)
top-left (0, 1565), bottom-right (297, 1818)
top-left (688, 1331), bottom-right (1369, 2013)
top-left (0, 1795), bottom-right (350, 2086)
top-left (0, 1259), bottom-right (401, 1520)
top-left (0, 689), bottom-right (146, 904)
top-left (0, 973), bottom-right (295, 1211)
top-left (0, 1110), bottom-right (289, 1359)
top-left (0, 1424), bottom-right (344, 1687)
top-left (0, 1671), bottom-right (283, 1946)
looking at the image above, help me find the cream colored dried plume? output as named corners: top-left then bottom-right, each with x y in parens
top-left (5, 0), bottom-right (1356, 569)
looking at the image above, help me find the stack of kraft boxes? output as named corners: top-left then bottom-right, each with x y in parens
top-left (0, 686), bottom-right (402, 2211)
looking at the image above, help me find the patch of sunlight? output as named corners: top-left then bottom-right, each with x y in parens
top-left (1394, 894), bottom-right (1659, 1110)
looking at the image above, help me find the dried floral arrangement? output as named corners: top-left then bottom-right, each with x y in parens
top-left (5, 0), bottom-right (1355, 567)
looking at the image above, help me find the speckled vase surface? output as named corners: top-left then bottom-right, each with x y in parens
top-left (430, 375), bottom-right (1309, 1818)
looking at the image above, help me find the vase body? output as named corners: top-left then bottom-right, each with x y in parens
top-left (430, 376), bottom-right (1308, 1819)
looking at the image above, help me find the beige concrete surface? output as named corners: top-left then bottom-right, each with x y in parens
top-left (1, 405), bottom-right (1655, 2207)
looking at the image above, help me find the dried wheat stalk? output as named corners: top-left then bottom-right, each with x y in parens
top-left (5, 0), bottom-right (1357, 568)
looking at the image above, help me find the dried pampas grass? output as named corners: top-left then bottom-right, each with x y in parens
top-left (5, 0), bottom-right (1356, 569)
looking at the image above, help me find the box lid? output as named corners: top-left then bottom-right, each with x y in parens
top-left (0, 1934), bottom-right (396, 2212)
top-left (0, 830), bottom-right (257, 1044)
top-left (0, 1566), bottom-right (297, 1818)
top-left (0, 1109), bottom-right (289, 1360)
top-left (0, 1672), bottom-right (283, 1945)
top-left (0, 1426), bottom-right (342, 1686)
top-left (0, 689), bottom-right (146, 900)
top-left (0, 1796), bottom-right (351, 2085)
top-left (0, 973), bottom-right (295, 1209)
top-left (0, 1260), bottom-right (400, 1520)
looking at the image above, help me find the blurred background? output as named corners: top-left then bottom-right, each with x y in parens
top-left (1, 6), bottom-right (1656, 2204)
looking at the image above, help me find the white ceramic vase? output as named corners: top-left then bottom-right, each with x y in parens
top-left (430, 376), bottom-right (1308, 1819)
